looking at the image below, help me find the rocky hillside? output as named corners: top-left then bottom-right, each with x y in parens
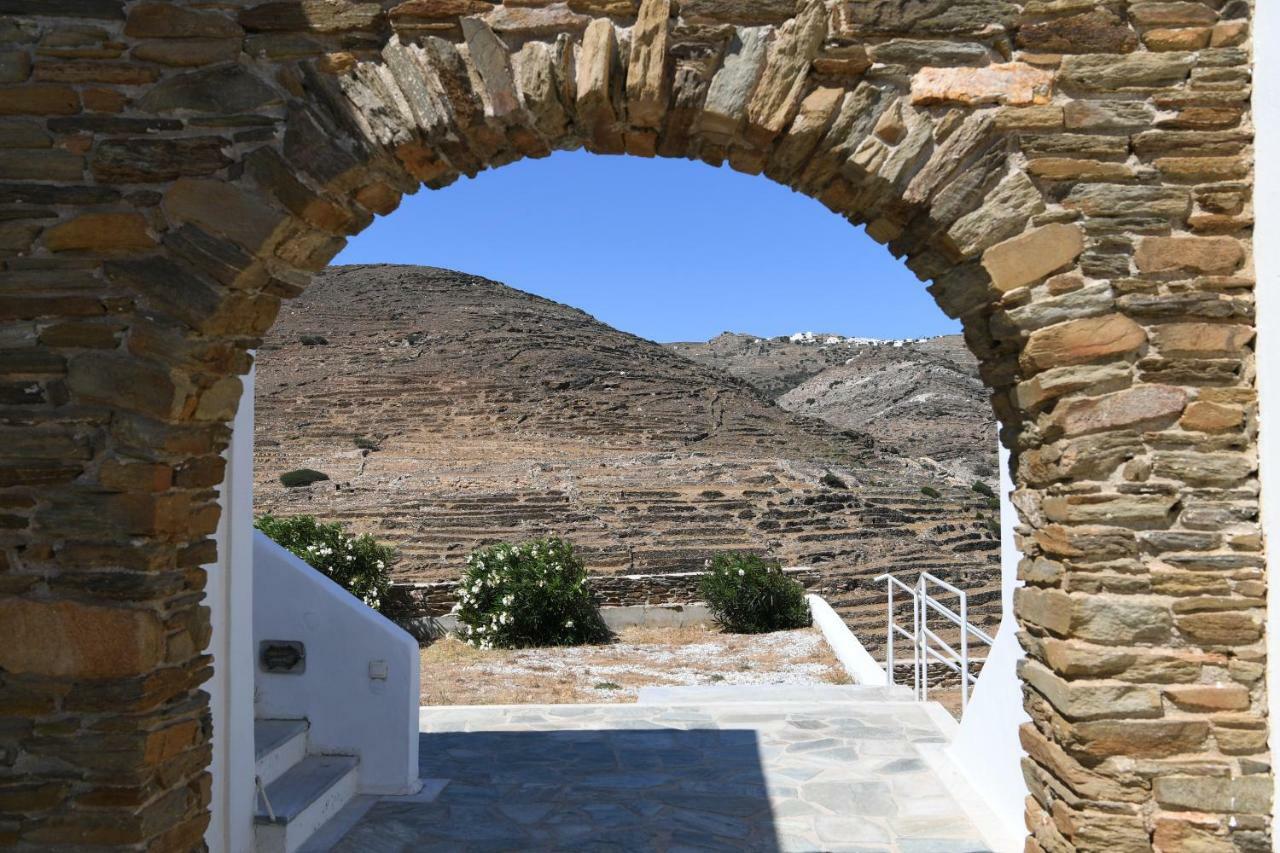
top-left (254, 265), bottom-right (1001, 644)
top-left (668, 333), bottom-right (998, 484)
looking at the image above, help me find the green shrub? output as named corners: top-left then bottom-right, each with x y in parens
top-left (354, 437), bottom-right (379, 451)
top-left (820, 471), bottom-right (848, 490)
top-left (698, 553), bottom-right (811, 634)
top-left (453, 538), bottom-right (608, 649)
top-left (972, 481), bottom-right (995, 498)
top-left (255, 514), bottom-right (394, 613)
top-left (279, 468), bottom-right (329, 488)
top-left (921, 486), bottom-right (941, 499)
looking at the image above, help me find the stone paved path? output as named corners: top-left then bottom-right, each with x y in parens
top-left (325, 697), bottom-right (992, 852)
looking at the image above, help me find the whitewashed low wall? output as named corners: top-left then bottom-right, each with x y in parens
top-left (807, 594), bottom-right (888, 686)
top-left (946, 441), bottom-right (1028, 848)
top-left (253, 533), bottom-right (421, 795)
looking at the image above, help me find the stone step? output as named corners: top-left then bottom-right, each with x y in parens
top-left (254, 755), bottom-right (359, 853)
top-left (254, 718), bottom-right (309, 788)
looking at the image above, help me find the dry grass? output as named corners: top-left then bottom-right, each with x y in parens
top-left (421, 624), bottom-right (850, 706)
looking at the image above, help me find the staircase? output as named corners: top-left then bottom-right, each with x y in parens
top-left (254, 718), bottom-right (360, 853)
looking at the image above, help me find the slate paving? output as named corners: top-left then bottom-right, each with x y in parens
top-left (326, 699), bottom-right (992, 852)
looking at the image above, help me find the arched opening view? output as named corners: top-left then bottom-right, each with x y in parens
top-left (250, 150), bottom-right (1008, 849)
top-left (4, 1), bottom-right (1261, 852)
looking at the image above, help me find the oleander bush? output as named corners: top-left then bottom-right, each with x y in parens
top-left (972, 481), bottom-right (995, 498)
top-left (255, 514), bottom-right (394, 613)
top-left (453, 538), bottom-right (609, 649)
top-left (921, 486), bottom-right (941, 499)
top-left (698, 553), bottom-right (811, 634)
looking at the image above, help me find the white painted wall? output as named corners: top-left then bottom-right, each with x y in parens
top-left (1253, 6), bottom-right (1280, 846)
top-left (947, 440), bottom-right (1028, 848)
top-left (808, 593), bottom-right (889, 686)
top-left (204, 368), bottom-right (257, 853)
top-left (253, 533), bottom-right (421, 795)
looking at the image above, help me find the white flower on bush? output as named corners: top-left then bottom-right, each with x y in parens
top-left (738, 569), bottom-right (745, 577)
top-left (452, 539), bottom-right (606, 647)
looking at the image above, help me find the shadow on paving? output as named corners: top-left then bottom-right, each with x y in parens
top-left (332, 728), bottom-right (782, 852)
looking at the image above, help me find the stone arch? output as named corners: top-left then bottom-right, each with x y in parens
top-left (0, 1), bottom-right (1261, 850)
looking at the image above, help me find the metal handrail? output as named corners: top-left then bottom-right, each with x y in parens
top-left (872, 571), bottom-right (995, 718)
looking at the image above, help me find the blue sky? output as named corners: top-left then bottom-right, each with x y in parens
top-left (334, 149), bottom-right (959, 343)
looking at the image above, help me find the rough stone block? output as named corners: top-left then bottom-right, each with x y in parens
top-left (1153, 775), bottom-right (1272, 814)
top-left (1070, 595), bottom-right (1173, 645)
top-left (390, 0), bottom-right (494, 26)
top-left (1181, 400), bottom-right (1244, 433)
top-left (90, 137), bottom-right (231, 184)
top-left (626, 0), bottom-right (671, 130)
top-left (0, 50), bottom-right (32, 84)
top-left (162, 178), bottom-right (289, 254)
top-left (1136, 236), bottom-right (1245, 275)
top-left (1060, 52), bottom-right (1194, 91)
top-left (1017, 9), bottom-right (1138, 54)
top-left (1176, 611), bottom-right (1263, 646)
top-left (699, 25), bottom-right (769, 139)
top-left (1020, 659), bottom-right (1162, 721)
top-left (131, 38), bottom-right (241, 67)
top-left (1165, 683), bottom-right (1250, 712)
top-left (44, 213), bottom-right (154, 253)
top-left (0, 84), bottom-right (79, 115)
top-left (1016, 586), bottom-right (1072, 635)
top-left (744, 0), bottom-right (825, 145)
top-left (483, 4), bottom-right (590, 37)
top-left (679, 0), bottom-right (796, 26)
top-left (575, 18), bottom-right (622, 151)
top-left (1021, 313), bottom-right (1146, 372)
top-left (239, 0), bottom-right (383, 33)
top-left (1068, 717), bottom-right (1210, 759)
top-left (138, 65), bottom-right (280, 114)
top-left (1041, 491), bottom-right (1180, 525)
top-left (1050, 384), bottom-right (1186, 437)
top-left (126, 3), bottom-right (244, 38)
top-left (981, 223), bottom-right (1083, 291)
top-left (911, 63), bottom-right (1053, 107)
top-left (0, 598), bottom-right (166, 679)
top-left (1150, 323), bottom-right (1254, 357)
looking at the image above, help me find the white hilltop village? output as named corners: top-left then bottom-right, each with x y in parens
top-left (784, 331), bottom-right (934, 347)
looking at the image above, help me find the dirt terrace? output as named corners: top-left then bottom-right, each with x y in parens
top-left (421, 625), bottom-right (850, 706)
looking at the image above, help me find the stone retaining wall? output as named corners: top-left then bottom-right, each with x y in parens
top-left (390, 566), bottom-right (824, 616)
top-left (0, 1), bottom-right (1264, 850)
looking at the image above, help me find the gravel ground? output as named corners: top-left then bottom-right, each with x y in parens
top-left (421, 624), bottom-right (850, 705)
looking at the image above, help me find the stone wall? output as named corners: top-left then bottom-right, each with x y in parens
top-left (0, 1), bottom-right (1263, 850)
top-left (391, 566), bottom-right (824, 616)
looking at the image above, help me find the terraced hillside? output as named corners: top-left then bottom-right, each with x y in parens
top-left (669, 332), bottom-right (998, 484)
top-left (254, 265), bottom-right (1001, 646)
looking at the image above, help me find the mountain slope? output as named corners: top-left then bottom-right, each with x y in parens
top-left (668, 332), bottom-right (998, 483)
top-left (253, 265), bottom-right (1001, 646)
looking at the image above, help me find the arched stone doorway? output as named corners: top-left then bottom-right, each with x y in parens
top-left (0, 1), bottom-right (1261, 850)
